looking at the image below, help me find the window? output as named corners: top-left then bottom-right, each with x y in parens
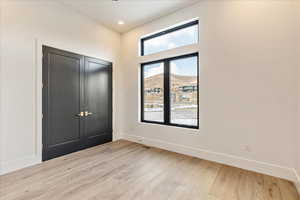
top-left (170, 56), bottom-right (198, 126)
top-left (141, 53), bottom-right (199, 129)
top-left (141, 20), bottom-right (198, 56)
top-left (142, 62), bottom-right (164, 122)
top-left (140, 20), bottom-right (199, 129)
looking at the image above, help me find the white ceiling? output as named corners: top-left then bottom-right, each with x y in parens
top-left (57, 0), bottom-right (201, 33)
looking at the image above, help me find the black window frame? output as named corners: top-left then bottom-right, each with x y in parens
top-left (141, 52), bottom-right (199, 129)
top-left (141, 20), bottom-right (199, 56)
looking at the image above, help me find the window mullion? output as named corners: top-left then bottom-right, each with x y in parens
top-left (164, 60), bottom-right (170, 124)
top-left (140, 64), bottom-right (144, 121)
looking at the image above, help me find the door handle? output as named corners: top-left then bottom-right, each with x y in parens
top-left (76, 112), bottom-right (84, 117)
top-left (85, 111), bottom-right (93, 116)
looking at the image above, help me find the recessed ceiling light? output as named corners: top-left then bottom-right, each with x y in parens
top-left (118, 20), bottom-right (124, 25)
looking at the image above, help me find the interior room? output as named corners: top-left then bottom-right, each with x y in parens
top-left (0, 0), bottom-right (300, 199)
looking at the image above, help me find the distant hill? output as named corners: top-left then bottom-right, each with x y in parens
top-left (144, 74), bottom-right (197, 89)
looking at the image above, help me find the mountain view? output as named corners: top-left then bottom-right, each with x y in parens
top-left (144, 73), bottom-right (198, 126)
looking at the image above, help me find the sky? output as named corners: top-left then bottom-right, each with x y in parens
top-left (170, 56), bottom-right (198, 76)
top-left (144, 56), bottom-right (198, 78)
top-left (144, 63), bottom-right (164, 78)
top-left (144, 24), bottom-right (198, 55)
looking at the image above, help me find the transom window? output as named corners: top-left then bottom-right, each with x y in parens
top-left (141, 20), bottom-right (199, 56)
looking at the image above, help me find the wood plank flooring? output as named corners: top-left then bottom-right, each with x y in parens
top-left (0, 140), bottom-right (299, 200)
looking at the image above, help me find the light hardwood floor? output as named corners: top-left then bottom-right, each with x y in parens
top-left (0, 140), bottom-right (299, 200)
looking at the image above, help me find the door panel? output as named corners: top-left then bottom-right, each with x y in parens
top-left (49, 54), bottom-right (81, 146)
top-left (43, 47), bottom-right (85, 161)
top-left (42, 46), bottom-right (112, 161)
top-left (84, 57), bottom-right (112, 147)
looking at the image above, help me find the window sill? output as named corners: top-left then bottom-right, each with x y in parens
top-left (139, 120), bottom-right (200, 130)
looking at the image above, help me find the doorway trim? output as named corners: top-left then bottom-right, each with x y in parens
top-left (35, 38), bottom-right (115, 162)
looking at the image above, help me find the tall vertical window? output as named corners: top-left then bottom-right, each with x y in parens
top-left (142, 62), bottom-right (164, 122)
top-left (141, 20), bottom-right (199, 129)
top-left (141, 53), bottom-right (199, 129)
top-left (170, 56), bottom-right (198, 126)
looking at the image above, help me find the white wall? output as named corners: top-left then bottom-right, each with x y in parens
top-left (295, 1), bottom-right (300, 192)
top-left (120, 0), bottom-right (298, 181)
top-left (0, 0), bottom-right (121, 174)
top-left (0, 0), bottom-right (4, 174)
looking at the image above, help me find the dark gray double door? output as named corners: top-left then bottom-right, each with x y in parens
top-left (42, 46), bottom-right (112, 161)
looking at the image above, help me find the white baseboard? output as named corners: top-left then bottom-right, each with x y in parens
top-left (294, 169), bottom-right (300, 194)
top-left (121, 133), bottom-right (296, 182)
top-left (113, 131), bottom-right (123, 142)
top-left (0, 155), bottom-right (41, 175)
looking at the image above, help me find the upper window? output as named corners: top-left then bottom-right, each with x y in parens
top-left (141, 20), bottom-right (199, 56)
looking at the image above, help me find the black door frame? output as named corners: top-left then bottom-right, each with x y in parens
top-left (42, 45), bottom-right (113, 161)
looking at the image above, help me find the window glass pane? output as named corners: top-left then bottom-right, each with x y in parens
top-left (170, 56), bottom-right (198, 126)
top-left (143, 24), bottom-right (198, 55)
top-left (143, 62), bottom-right (164, 122)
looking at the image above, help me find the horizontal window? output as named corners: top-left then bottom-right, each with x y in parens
top-left (141, 53), bottom-right (199, 129)
top-left (141, 20), bottom-right (199, 56)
